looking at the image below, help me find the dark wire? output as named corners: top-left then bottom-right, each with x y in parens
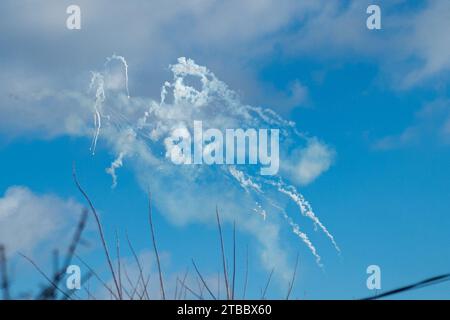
top-left (362, 273), bottom-right (450, 300)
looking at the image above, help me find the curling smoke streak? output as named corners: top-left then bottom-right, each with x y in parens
top-left (89, 72), bottom-right (105, 155)
top-left (106, 152), bottom-right (125, 189)
top-left (106, 54), bottom-right (131, 99)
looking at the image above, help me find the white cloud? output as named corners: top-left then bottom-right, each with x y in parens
top-left (0, 68), bottom-right (92, 139)
top-left (283, 139), bottom-right (335, 186)
top-left (79, 56), bottom-right (339, 281)
top-left (288, 80), bottom-right (309, 107)
top-left (402, 1), bottom-right (450, 86)
top-left (2, 1), bottom-right (450, 139)
top-left (0, 186), bottom-right (83, 256)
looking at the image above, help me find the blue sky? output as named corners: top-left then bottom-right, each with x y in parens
top-left (0, 0), bottom-right (449, 299)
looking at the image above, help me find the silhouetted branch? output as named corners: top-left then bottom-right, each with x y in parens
top-left (216, 207), bottom-right (230, 299)
top-left (192, 259), bottom-right (217, 300)
top-left (75, 254), bottom-right (118, 300)
top-left (148, 192), bottom-right (165, 299)
top-left (38, 209), bottom-right (88, 299)
top-left (261, 268), bottom-right (274, 300)
top-left (286, 253), bottom-right (299, 300)
top-left (126, 231), bottom-right (150, 299)
top-left (19, 253), bottom-right (72, 300)
top-left (231, 221), bottom-right (236, 300)
top-left (177, 278), bottom-right (203, 300)
top-left (72, 164), bottom-right (122, 299)
top-left (0, 245), bottom-right (10, 300)
top-left (242, 244), bottom-right (249, 300)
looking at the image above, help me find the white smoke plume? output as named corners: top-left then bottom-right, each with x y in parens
top-left (87, 55), bottom-right (338, 276)
top-left (105, 151), bottom-right (125, 189)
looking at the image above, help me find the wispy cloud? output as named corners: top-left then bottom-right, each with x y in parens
top-left (0, 186), bottom-right (83, 256)
top-left (3, 1), bottom-right (450, 141)
top-left (374, 99), bottom-right (450, 150)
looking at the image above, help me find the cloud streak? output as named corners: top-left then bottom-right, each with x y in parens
top-left (0, 186), bottom-right (83, 256)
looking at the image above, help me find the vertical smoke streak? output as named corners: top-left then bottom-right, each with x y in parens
top-left (89, 55), bottom-right (131, 154)
top-left (106, 54), bottom-right (131, 99)
top-left (89, 72), bottom-right (105, 155)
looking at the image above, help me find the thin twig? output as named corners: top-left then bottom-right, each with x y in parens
top-left (242, 244), bottom-right (249, 300)
top-left (217, 270), bottom-right (220, 300)
top-left (178, 268), bottom-right (189, 300)
top-left (231, 221), bottom-right (236, 300)
top-left (122, 265), bottom-right (137, 300)
top-left (72, 164), bottom-right (122, 299)
top-left (148, 192), bottom-right (165, 299)
top-left (19, 253), bottom-right (71, 300)
top-left (125, 231), bottom-right (150, 299)
top-left (192, 259), bottom-right (217, 300)
top-left (174, 276), bottom-right (179, 300)
top-left (286, 253), bottom-right (299, 300)
top-left (115, 229), bottom-right (123, 298)
top-left (39, 209), bottom-right (88, 299)
top-left (138, 276), bottom-right (151, 300)
top-left (178, 278), bottom-right (203, 300)
top-left (75, 254), bottom-right (118, 300)
top-left (52, 249), bottom-right (59, 282)
top-left (196, 275), bottom-right (204, 299)
top-left (261, 268), bottom-right (274, 300)
top-left (216, 207), bottom-right (230, 299)
top-left (61, 271), bottom-right (93, 300)
top-left (84, 280), bottom-right (96, 300)
top-left (0, 245), bottom-right (10, 300)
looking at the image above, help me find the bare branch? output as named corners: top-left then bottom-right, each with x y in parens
top-left (231, 221), bottom-right (236, 300)
top-left (261, 268), bottom-right (274, 300)
top-left (192, 259), bottom-right (217, 300)
top-left (125, 231), bottom-right (150, 299)
top-left (72, 164), bottom-right (122, 299)
top-left (75, 254), bottom-right (118, 300)
top-left (39, 209), bottom-right (88, 299)
top-left (148, 192), bottom-right (165, 299)
top-left (242, 244), bottom-right (249, 300)
top-left (19, 253), bottom-right (72, 300)
top-left (177, 278), bottom-right (203, 300)
top-left (286, 253), bottom-right (299, 300)
top-left (115, 229), bottom-right (123, 298)
top-left (178, 268), bottom-right (189, 300)
top-left (216, 207), bottom-right (230, 299)
top-left (0, 245), bottom-right (10, 300)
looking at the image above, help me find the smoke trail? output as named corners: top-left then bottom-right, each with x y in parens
top-left (87, 55), bottom-right (338, 269)
top-left (227, 167), bottom-right (324, 265)
top-left (283, 211), bottom-right (322, 266)
top-left (253, 202), bottom-right (267, 221)
top-left (228, 166), bottom-right (262, 194)
top-left (273, 180), bottom-right (341, 253)
top-left (89, 72), bottom-right (105, 155)
top-left (106, 152), bottom-right (125, 189)
top-left (106, 54), bottom-right (131, 99)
